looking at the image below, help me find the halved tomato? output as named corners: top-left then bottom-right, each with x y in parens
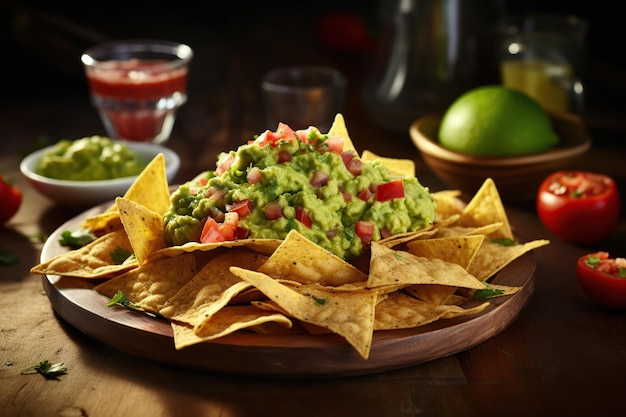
top-left (577, 251), bottom-right (626, 309)
top-left (536, 171), bottom-right (621, 244)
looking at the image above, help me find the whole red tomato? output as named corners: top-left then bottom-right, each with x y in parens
top-left (316, 12), bottom-right (375, 53)
top-left (577, 251), bottom-right (626, 308)
top-left (0, 174), bottom-right (22, 225)
top-left (536, 171), bottom-right (621, 244)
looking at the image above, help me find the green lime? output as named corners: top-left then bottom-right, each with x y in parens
top-left (438, 85), bottom-right (559, 156)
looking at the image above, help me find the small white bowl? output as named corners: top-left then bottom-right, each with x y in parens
top-left (20, 141), bottom-right (180, 209)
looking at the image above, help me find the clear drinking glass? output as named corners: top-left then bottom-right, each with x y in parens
top-left (261, 66), bottom-right (347, 132)
top-left (81, 40), bottom-right (193, 144)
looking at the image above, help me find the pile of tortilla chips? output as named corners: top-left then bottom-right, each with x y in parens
top-left (31, 115), bottom-right (549, 360)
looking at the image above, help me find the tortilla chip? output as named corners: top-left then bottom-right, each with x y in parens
top-left (457, 178), bottom-right (513, 239)
top-left (406, 235), bottom-right (484, 270)
top-left (432, 190), bottom-right (466, 220)
top-left (230, 267), bottom-right (378, 359)
top-left (377, 228), bottom-right (438, 248)
top-left (116, 197), bottom-right (167, 266)
top-left (258, 230), bottom-right (368, 286)
top-left (434, 223), bottom-right (504, 239)
top-left (404, 235), bottom-right (485, 304)
top-left (171, 306), bottom-right (292, 349)
top-left (159, 250), bottom-right (268, 329)
top-left (150, 238), bottom-right (282, 261)
top-left (360, 150), bottom-right (415, 178)
top-left (367, 242), bottom-right (485, 290)
top-left (468, 239), bottom-right (550, 281)
top-left (30, 229), bottom-right (136, 278)
top-left (374, 291), bottom-right (490, 330)
top-left (94, 253), bottom-right (197, 314)
top-left (121, 153), bottom-right (171, 216)
top-left (81, 211), bottom-right (123, 236)
top-left (327, 113), bottom-right (357, 155)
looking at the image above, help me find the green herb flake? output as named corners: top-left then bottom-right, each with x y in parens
top-left (491, 238), bottom-right (517, 246)
top-left (473, 288), bottom-right (505, 300)
top-left (107, 290), bottom-right (141, 310)
top-left (21, 360), bottom-right (67, 380)
top-left (313, 296), bottom-right (329, 306)
top-left (0, 250), bottom-right (19, 266)
top-left (59, 229), bottom-right (96, 249)
top-left (110, 247), bottom-right (133, 265)
top-left (584, 255), bottom-right (602, 269)
top-left (394, 252), bottom-right (405, 261)
top-left (30, 232), bottom-right (48, 243)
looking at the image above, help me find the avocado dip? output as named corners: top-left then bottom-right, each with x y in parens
top-left (37, 136), bottom-right (145, 181)
top-left (163, 123), bottom-right (436, 260)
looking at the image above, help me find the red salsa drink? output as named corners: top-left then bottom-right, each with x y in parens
top-left (82, 40), bottom-right (193, 143)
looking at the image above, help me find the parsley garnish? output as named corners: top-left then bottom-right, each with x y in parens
top-left (21, 360), bottom-right (67, 380)
top-left (584, 255), bottom-right (602, 268)
top-left (59, 229), bottom-right (96, 249)
top-left (110, 247), bottom-right (133, 265)
top-left (107, 290), bottom-right (142, 310)
top-left (31, 232), bottom-right (48, 243)
top-left (0, 250), bottom-right (19, 266)
top-left (473, 288), bottom-right (505, 300)
top-left (491, 238), bottom-right (517, 246)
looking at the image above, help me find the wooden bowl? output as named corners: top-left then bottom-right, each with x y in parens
top-left (409, 111), bottom-right (592, 202)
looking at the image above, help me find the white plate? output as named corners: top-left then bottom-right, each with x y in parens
top-left (20, 140), bottom-right (180, 208)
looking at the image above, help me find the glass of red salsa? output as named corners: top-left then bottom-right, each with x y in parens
top-left (81, 40), bottom-right (193, 144)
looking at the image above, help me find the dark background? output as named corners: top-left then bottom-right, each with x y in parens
top-left (1, 0), bottom-right (624, 136)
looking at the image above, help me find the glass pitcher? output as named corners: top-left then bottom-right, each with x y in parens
top-left (362, 0), bottom-right (504, 133)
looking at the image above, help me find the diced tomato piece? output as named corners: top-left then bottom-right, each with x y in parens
top-left (340, 151), bottom-right (355, 165)
top-left (310, 170), bottom-right (330, 187)
top-left (355, 220), bottom-right (375, 245)
top-left (278, 149), bottom-right (292, 163)
top-left (200, 217), bottom-right (225, 243)
top-left (263, 201), bottom-right (283, 220)
top-left (295, 129), bottom-right (314, 143)
top-left (358, 187), bottom-right (372, 201)
top-left (219, 212), bottom-right (239, 240)
top-left (215, 154), bottom-right (235, 176)
top-left (256, 123), bottom-right (298, 147)
top-left (247, 167), bottom-right (263, 184)
top-left (376, 179), bottom-right (405, 202)
top-left (296, 207), bottom-right (313, 228)
top-left (227, 199), bottom-right (252, 218)
top-left (326, 136), bottom-right (344, 153)
top-left (199, 212), bottom-right (239, 243)
top-left (380, 227), bottom-right (392, 239)
top-left (234, 227), bottom-right (250, 239)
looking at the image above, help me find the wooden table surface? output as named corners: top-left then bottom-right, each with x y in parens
top-left (2, 3), bottom-right (626, 416)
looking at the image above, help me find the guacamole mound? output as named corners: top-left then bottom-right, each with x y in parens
top-left (163, 125), bottom-right (436, 260)
top-left (37, 136), bottom-right (145, 181)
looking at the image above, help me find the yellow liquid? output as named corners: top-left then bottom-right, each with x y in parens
top-left (500, 59), bottom-right (573, 112)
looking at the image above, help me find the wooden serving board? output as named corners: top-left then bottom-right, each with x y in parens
top-left (41, 202), bottom-right (536, 379)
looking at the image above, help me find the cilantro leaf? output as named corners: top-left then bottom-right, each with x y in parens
top-left (491, 238), bottom-right (517, 246)
top-left (0, 250), bottom-right (19, 266)
top-left (21, 360), bottom-right (67, 379)
top-left (473, 288), bottom-right (505, 300)
top-left (59, 229), bottom-right (96, 249)
top-left (584, 255), bottom-right (602, 268)
top-left (107, 290), bottom-right (142, 310)
top-left (109, 247), bottom-right (133, 265)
